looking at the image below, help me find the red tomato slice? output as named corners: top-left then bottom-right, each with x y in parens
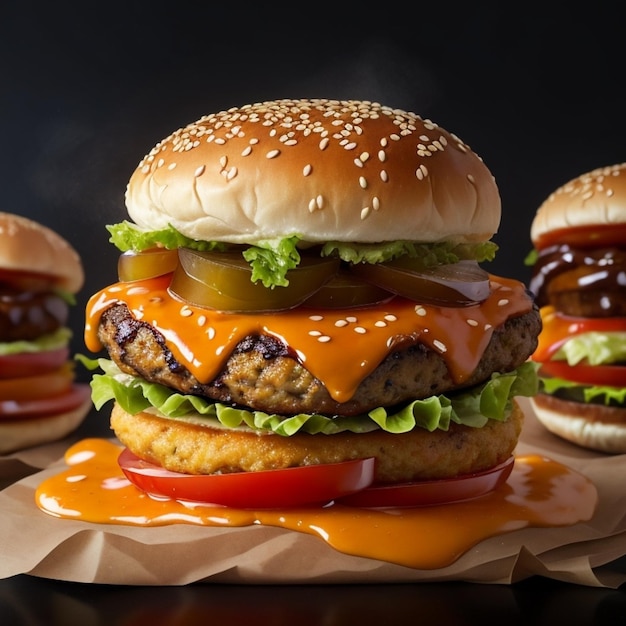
top-left (118, 449), bottom-right (376, 509)
top-left (0, 383), bottom-right (91, 420)
top-left (539, 360), bottom-right (626, 387)
top-left (337, 457), bottom-right (515, 508)
top-left (0, 348), bottom-right (70, 379)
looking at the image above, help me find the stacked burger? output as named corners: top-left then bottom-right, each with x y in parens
top-left (0, 212), bottom-right (91, 453)
top-left (528, 163), bottom-right (626, 453)
top-left (82, 99), bottom-right (541, 507)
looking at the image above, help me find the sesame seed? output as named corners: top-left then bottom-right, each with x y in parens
top-left (344, 142), bottom-right (357, 150)
top-left (380, 170), bottom-right (389, 182)
top-left (180, 306), bottom-right (192, 317)
top-left (303, 164), bottom-right (312, 176)
top-left (335, 319), bottom-right (348, 327)
top-left (384, 314), bottom-right (397, 322)
top-left (309, 314), bottom-right (324, 321)
top-left (466, 319), bottom-right (478, 326)
top-left (378, 150), bottom-right (386, 162)
top-left (361, 207), bottom-right (371, 219)
top-left (414, 306), bottom-right (427, 317)
top-left (484, 323), bottom-right (492, 330)
top-left (374, 320), bottom-right (387, 327)
top-left (433, 339), bottom-right (447, 352)
top-left (309, 330), bottom-right (322, 337)
top-left (372, 196), bottom-right (380, 210)
top-left (319, 137), bottom-right (330, 150)
top-left (346, 316), bottom-right (357, 323)
top-left (354, 327), bottom-right (367, 334)
top-left (359, 176), bottom-right (367, 189)
top-left (317, 335), bottom-right (331, 343)
top-left (241, 146), bottom-right (252, 156)
top-left (207, 327), bottom-right (216, 340)
top-left (266, 149), bottom-right (280, 159)
top-left (354, 158), bottom-right (364, 168)
top-left (197, 315), bottom-right (207, 326)
top-left (498, 299), bottom-right (509, 306)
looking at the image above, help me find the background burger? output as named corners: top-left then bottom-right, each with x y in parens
top-left (82, 98), bottom-right (540, 508)
top-left (0, 212), bottom-right (91, 454)
top-left (528, 162), bottom-right (626, 454)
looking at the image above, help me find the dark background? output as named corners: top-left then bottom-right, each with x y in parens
top-left (2, 2), bottom-right (626, 360)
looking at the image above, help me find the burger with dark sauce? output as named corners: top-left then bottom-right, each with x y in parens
top-left (528, 162), bottom-right (626, 453)
top-left (0, 212), bottom-right (91, 453)
top-left (82, 98), bottom-right (540, 508)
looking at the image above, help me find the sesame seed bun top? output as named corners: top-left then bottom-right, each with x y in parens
top-left (531, 162), bottom-right (626, 248)
top-left (125, 98), bottom-right (501, 245)
top-left (0, 212), bottom-right (84, 293)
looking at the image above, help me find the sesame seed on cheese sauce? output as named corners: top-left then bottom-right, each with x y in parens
top-left (84, 273), bottom-right (533, 403)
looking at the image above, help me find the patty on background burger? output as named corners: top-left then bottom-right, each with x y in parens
top-left (81, 98), bottom-right (541, 507)
top-left (0, 212), bottom-right (92, 454)
top-left (527, 162), bottom-right (626, 454)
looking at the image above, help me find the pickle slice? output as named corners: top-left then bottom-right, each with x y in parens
top-left (302, 270), bottom-right (393, 308)
top-left (169, 249), bottom-right (340, 312)
top-left (351, 259), bottom-right (491, 306)
top-left (118, 248), bottom-right (179, 282)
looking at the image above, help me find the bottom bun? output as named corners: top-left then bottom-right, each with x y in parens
top-left (0, 393), bottom-right (92, 454)
top-left (110, 400), bottom-right (524, 484)
top-left (531, 394), bottom-right (626, 454)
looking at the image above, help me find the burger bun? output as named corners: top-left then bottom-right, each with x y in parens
top-left (531, 395), bottom-right (626, 454)
top-left (0, 212), bottom-right (84, 293)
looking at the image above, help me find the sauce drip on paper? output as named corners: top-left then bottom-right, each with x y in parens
top-left (35, 438), bottom-right (597, 570)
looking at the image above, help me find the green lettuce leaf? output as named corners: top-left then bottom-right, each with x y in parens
top-left (242, 236), bottom-right (301, 288)
top-left (77, 356), bottom-right (538, 437)
top-left (540, 374), bottom-right (626, 406)
top-left (0, 328), bottom-right (72, 356)
top-left (106, 221), bottom-right (226, 253)
top-left (554, 331), bottom-right (626, 366)
top-left (321, 240), bottom-right (498, 267)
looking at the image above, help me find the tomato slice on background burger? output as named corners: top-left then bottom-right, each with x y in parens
top-left (0, 347), bottom-right (69, 378)
top-left (0, 383), bottom-right (91, 420)
top-left (538, 360), bottom-right (626, 388)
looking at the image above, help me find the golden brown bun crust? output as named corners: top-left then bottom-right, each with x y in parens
top-left (531, 394), bottom-right (626, 454)
top-left (110, 401), bottom-right (524, 483)
top-left (0, 212), bottom-right (84, 293)
top-left (126, 99), bottom-right (501, 245)
top-left (531, 162), bottom-right (626, 246)
top-left (0, 394), bottom-right (91, 454)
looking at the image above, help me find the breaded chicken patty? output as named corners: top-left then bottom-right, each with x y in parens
top-left (111, 400), bottom-right (524, 482)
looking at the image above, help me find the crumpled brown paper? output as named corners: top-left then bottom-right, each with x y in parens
top-left (1, 397), bottom-right (625, 587)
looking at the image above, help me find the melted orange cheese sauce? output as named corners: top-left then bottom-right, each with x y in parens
top-left (35, 438), bottom-right (597, 570)
top-left (85, 274), bottom-right (533, 402)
